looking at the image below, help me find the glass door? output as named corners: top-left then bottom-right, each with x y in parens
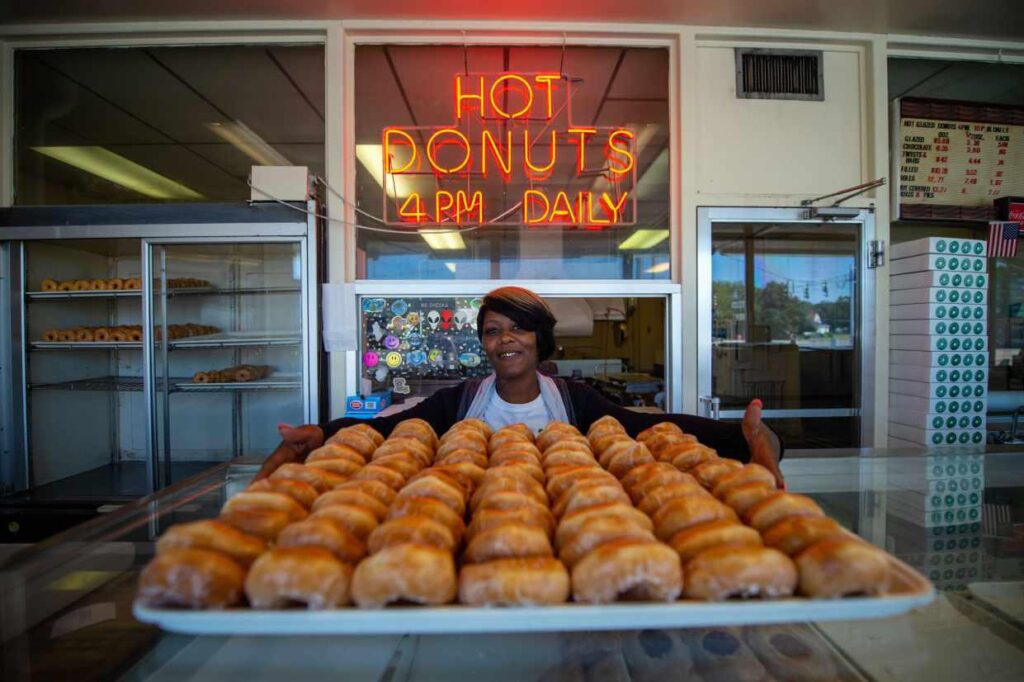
top-left (148, 239), bottom-right (309, 488)
top-left (698, 208), bottom-right (875, 449)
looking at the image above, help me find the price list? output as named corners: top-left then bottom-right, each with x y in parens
top-left (899, 117), bottom-right (1024, 208)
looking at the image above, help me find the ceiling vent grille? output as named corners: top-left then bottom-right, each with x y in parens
top-left (735, 49), bottom-right (824, 101)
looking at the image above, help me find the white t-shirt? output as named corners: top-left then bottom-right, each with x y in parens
top-left (482, 390), bottom-right (554, 434)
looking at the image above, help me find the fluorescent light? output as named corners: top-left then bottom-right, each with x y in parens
top-left (32, 146), bottom-right (203, 200)
top-left (207, 121), bottom-right (291, 166)
top-left (619, 229), bottom-right (669, 250)
top-left (645, 262), bottom-right (670, 274)
top-left (419, 229), bottom-right (466, 250)
top-left (444, 262), bottom-right (457, 273)
top-left (356, 144), bottom-right (417, 198)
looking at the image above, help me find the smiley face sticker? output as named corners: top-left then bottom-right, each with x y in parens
top-left (362, 351), bottom-right (379, 368)
top-left (383, 334), bottom-right (400, 350)
top-left (385, 351), bottom-right (403, 368)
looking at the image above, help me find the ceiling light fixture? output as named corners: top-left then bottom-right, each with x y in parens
top-left (444, 262), bottom-right (458, 273)
top-left (207, 121), bottom-right (291, 166)
top-left (419, 229), bottom-right (466, 250)
top-left (618, 229), bottom-right (669, 250)
top-left (32, 146), bottom-right (203, 200)
top-left (356, 144), bottom-right (418, 198)
top-left (645, 262), bottom-right (670, 274)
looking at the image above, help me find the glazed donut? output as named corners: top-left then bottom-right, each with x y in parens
top-left (136, 548), bottom-right (245, 609)
top-left (430, 461), bottom-right (485, 488)
top-left (744, 493), bottom-right (824, 533)
top-left (490, 459), bottom-right (546, 484)
top-left (543, 450), bottom-right (600, 470)
top-left (466, 506), bottom-right (556, 542)
top-left (395, 475), bottom-right (466, 516)
top-left (607, 444), bottom-right (656, 479)
top-left (307, 443), bottom-right (366, 466)
top-left (437, 432), bottom-right (488, 459)
top-left (743, 624), bottom-right (840, 682)
top-left (587, 415), bottom-right (625, 438)
top-left (571, 540), bottom-right (682, 604)
top-left (712, 463), bottom-right (777, 500)
top-left (373, 438), bottom-right (434, 467)
top-left (156, 519), bottom-right (266, 567)
top-left (796, 538), bottom-right (890, 598)
top-left (645, 432), bottom-right (699, 459)
top-left (245, 547), bottom-right (353, 610)
top-left (308, 457), bottom-right (363, 479)
top-left (105, 278), bottom-right (123, 290)
top-left (218, 510), bottom-right (292, 542)
top-left (554, 482), bottom-right (631, 519)
top-left (651, 495), bottom-right (737, 541)
top-left (597, 439), bottom-right (643, 468)
top-left (370, 454), bottom-right (423, 480)
top-left (333, 479), bottom-right (397, 507)
top-left (57, 281), bottom-right (75, 291)
top-left (762, 516), bottom-right (844, 557)
top-left (326, 427), bottom-right (377, 459)
top-left (367, 516), bottom-right (457, 554)
top-left (459, 557), bottom-right (570, 606)
top-left (636, 421), bottom-right (684, 446)
top-left (684, 546), bottom-right (797, 600)
top-left (489, 448), bottom-right (542, 468)
top-left (277, 516), bottom-right (367, 563)
top-left (222, 491), bottom-right (307, 522)
top-left (391, 418), bottom-right (439, 450)
top-left (471, 477), bottom-right (547, 510)
top-left (437, 447), bottom-right (489, 469)
top-left (407, 467), bottom-right (472, 497)
top-left (313, 488), bottom-right (389, 521)
top-left (536, 422), bottom-right (582, 449)
top-left (720, 482), bottom-right (779, 517)
top-left (489, 429), bottom-right (532, 452)
top-left (72, 279), bottom-right (90, 290)
top-left (558, 515), bottom-right (658, 568)
top-left (348, 423), bottom-right (384, 448)
top-left (351, 464), bottom-right (406, 490)
top-left (40, 278), bottom-right (58, 291)
top-left (89, 278), bottom-right (108, 290)
top-left (473, 491), bottom-right (550, 517)
top-left (462, 523), bottom-right (553, 564)
top-left (387, 496), bottom-right (465, 540)
top-left (590, 433), bottom-right (634, 458)
top-left (41, 329), bottom-right (59, 342)
top-left (667, 519), bottom-right (763, 564)
top-left (689, 458), bottom-right (743, 488)
top-left (351, 543), bottom-right (457, 608)
top-left (310, 504), bottom-right (379, 542)
top-left (542, 439), bottom-right (594, 460)
top-left (556, 503), bottom-right (654, 551)
top-left (269, 463), bottom-right (331, 493)
top-left (490, 440), bottom-right (543, 459)
top-left (632, 471), bottom-right (703, 506)
top-left (637, 482), bottom-right (711, 518)
top-left (449, 417), bottom-right (492, 439)
top-left (621, 462), bottom-right (680, 496)
top-left (546, 467), bottom-right (616, 500)
top-left (667, 444), bottom-right (718, 472)
top-left (246, 478), bottom-right (319, 509)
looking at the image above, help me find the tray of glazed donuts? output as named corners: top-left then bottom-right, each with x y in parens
top-left (36, 323), bottom-right (219, 346)
top-left (189, 365), bottom-right (272, 384)
top-left (37, 277), bottom-right (144, 293)
top-left (134, 416), bottom-right (934, 634)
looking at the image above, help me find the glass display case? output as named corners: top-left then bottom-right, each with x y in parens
top-left (4, 447), bottom-right (1024, 680)
top-left (0, 204), bottom-right (321, 526)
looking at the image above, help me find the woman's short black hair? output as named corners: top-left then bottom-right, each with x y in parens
top-left (477, 286), bottom-right (558, 361)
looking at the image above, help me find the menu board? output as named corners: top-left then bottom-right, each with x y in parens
top-left (359, 296), bottom-right (492, 396)
top-left (898, 99), bottom-right (1024, 221)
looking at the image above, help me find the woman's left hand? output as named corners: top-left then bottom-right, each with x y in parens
top-left (742, 399), bottom-right (785, 489)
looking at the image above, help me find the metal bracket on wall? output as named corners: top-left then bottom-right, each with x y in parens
top-left (868, 240), bottom-right (885, 269)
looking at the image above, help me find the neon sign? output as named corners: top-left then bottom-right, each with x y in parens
top-left (380, 72), bottom-right (637, 227)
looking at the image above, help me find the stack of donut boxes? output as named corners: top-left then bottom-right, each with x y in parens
top-left (888, 236), bottom-right (988, 590)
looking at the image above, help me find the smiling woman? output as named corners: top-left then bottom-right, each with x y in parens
top-left (259, 287), bottom-right (786, 485)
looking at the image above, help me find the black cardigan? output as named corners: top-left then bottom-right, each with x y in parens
top-left (323, 380), bottom-right (774, 463)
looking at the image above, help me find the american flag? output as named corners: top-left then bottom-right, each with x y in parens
top-left (987, 221), bottom-right (1021, 258)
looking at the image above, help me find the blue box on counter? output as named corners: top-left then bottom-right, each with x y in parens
top-left (345, 392), bottom-right (392, 418)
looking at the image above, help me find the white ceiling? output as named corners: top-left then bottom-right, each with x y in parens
top-left (2, 0), bottom-right (1023, 41)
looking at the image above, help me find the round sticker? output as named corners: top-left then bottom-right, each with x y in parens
top-left (391, 299), bottom-right (409, 316)
top-left (407, 332), bottom-right (424, 349)
top-left (406, 312), bottom-right (421, 327)
top-left (383, 334), bottom-right (400, 350)
top-left (362, 351), bottom-right (379, 368)
top-left (427, 348), bottom-right (443, 364)
top-left (385, 351), bottom-right (403, 368)
top-left (362, 298), bottom-right (385, 313)
top-left (459, 352), bottom-right (481, 367)
top-left (390, 316), bottom-right (407, 334)
top-left (406, 350), bottom-right (427, 366)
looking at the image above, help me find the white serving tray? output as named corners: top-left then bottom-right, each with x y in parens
top-left (134, 557), bottom-right (934, 635)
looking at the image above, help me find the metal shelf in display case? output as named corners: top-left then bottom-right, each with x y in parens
top-left (166, 331), bottom-right (302, 349)
top-left (25, 289), bottom-right (142, 300)
top-left (30, 341), bottom-right (142, 351)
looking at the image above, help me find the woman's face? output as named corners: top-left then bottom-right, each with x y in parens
top-left (480, 310), bottom-right (539, 381)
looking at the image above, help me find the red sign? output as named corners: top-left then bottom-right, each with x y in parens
top-left (380, 72), bottom-right (637, 228)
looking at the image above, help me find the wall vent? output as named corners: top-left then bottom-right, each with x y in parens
top-left (735, 49), bottom-right (824, 101)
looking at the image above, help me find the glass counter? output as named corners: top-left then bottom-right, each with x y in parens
top-left (4, 448), bottom-right (1024, 681)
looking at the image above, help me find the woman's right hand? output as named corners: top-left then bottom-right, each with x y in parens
top-left (254, 423), bottom-right (325, 480)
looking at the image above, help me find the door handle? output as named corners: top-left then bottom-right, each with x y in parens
top-left (699, 395), bottom-right (721, 420)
